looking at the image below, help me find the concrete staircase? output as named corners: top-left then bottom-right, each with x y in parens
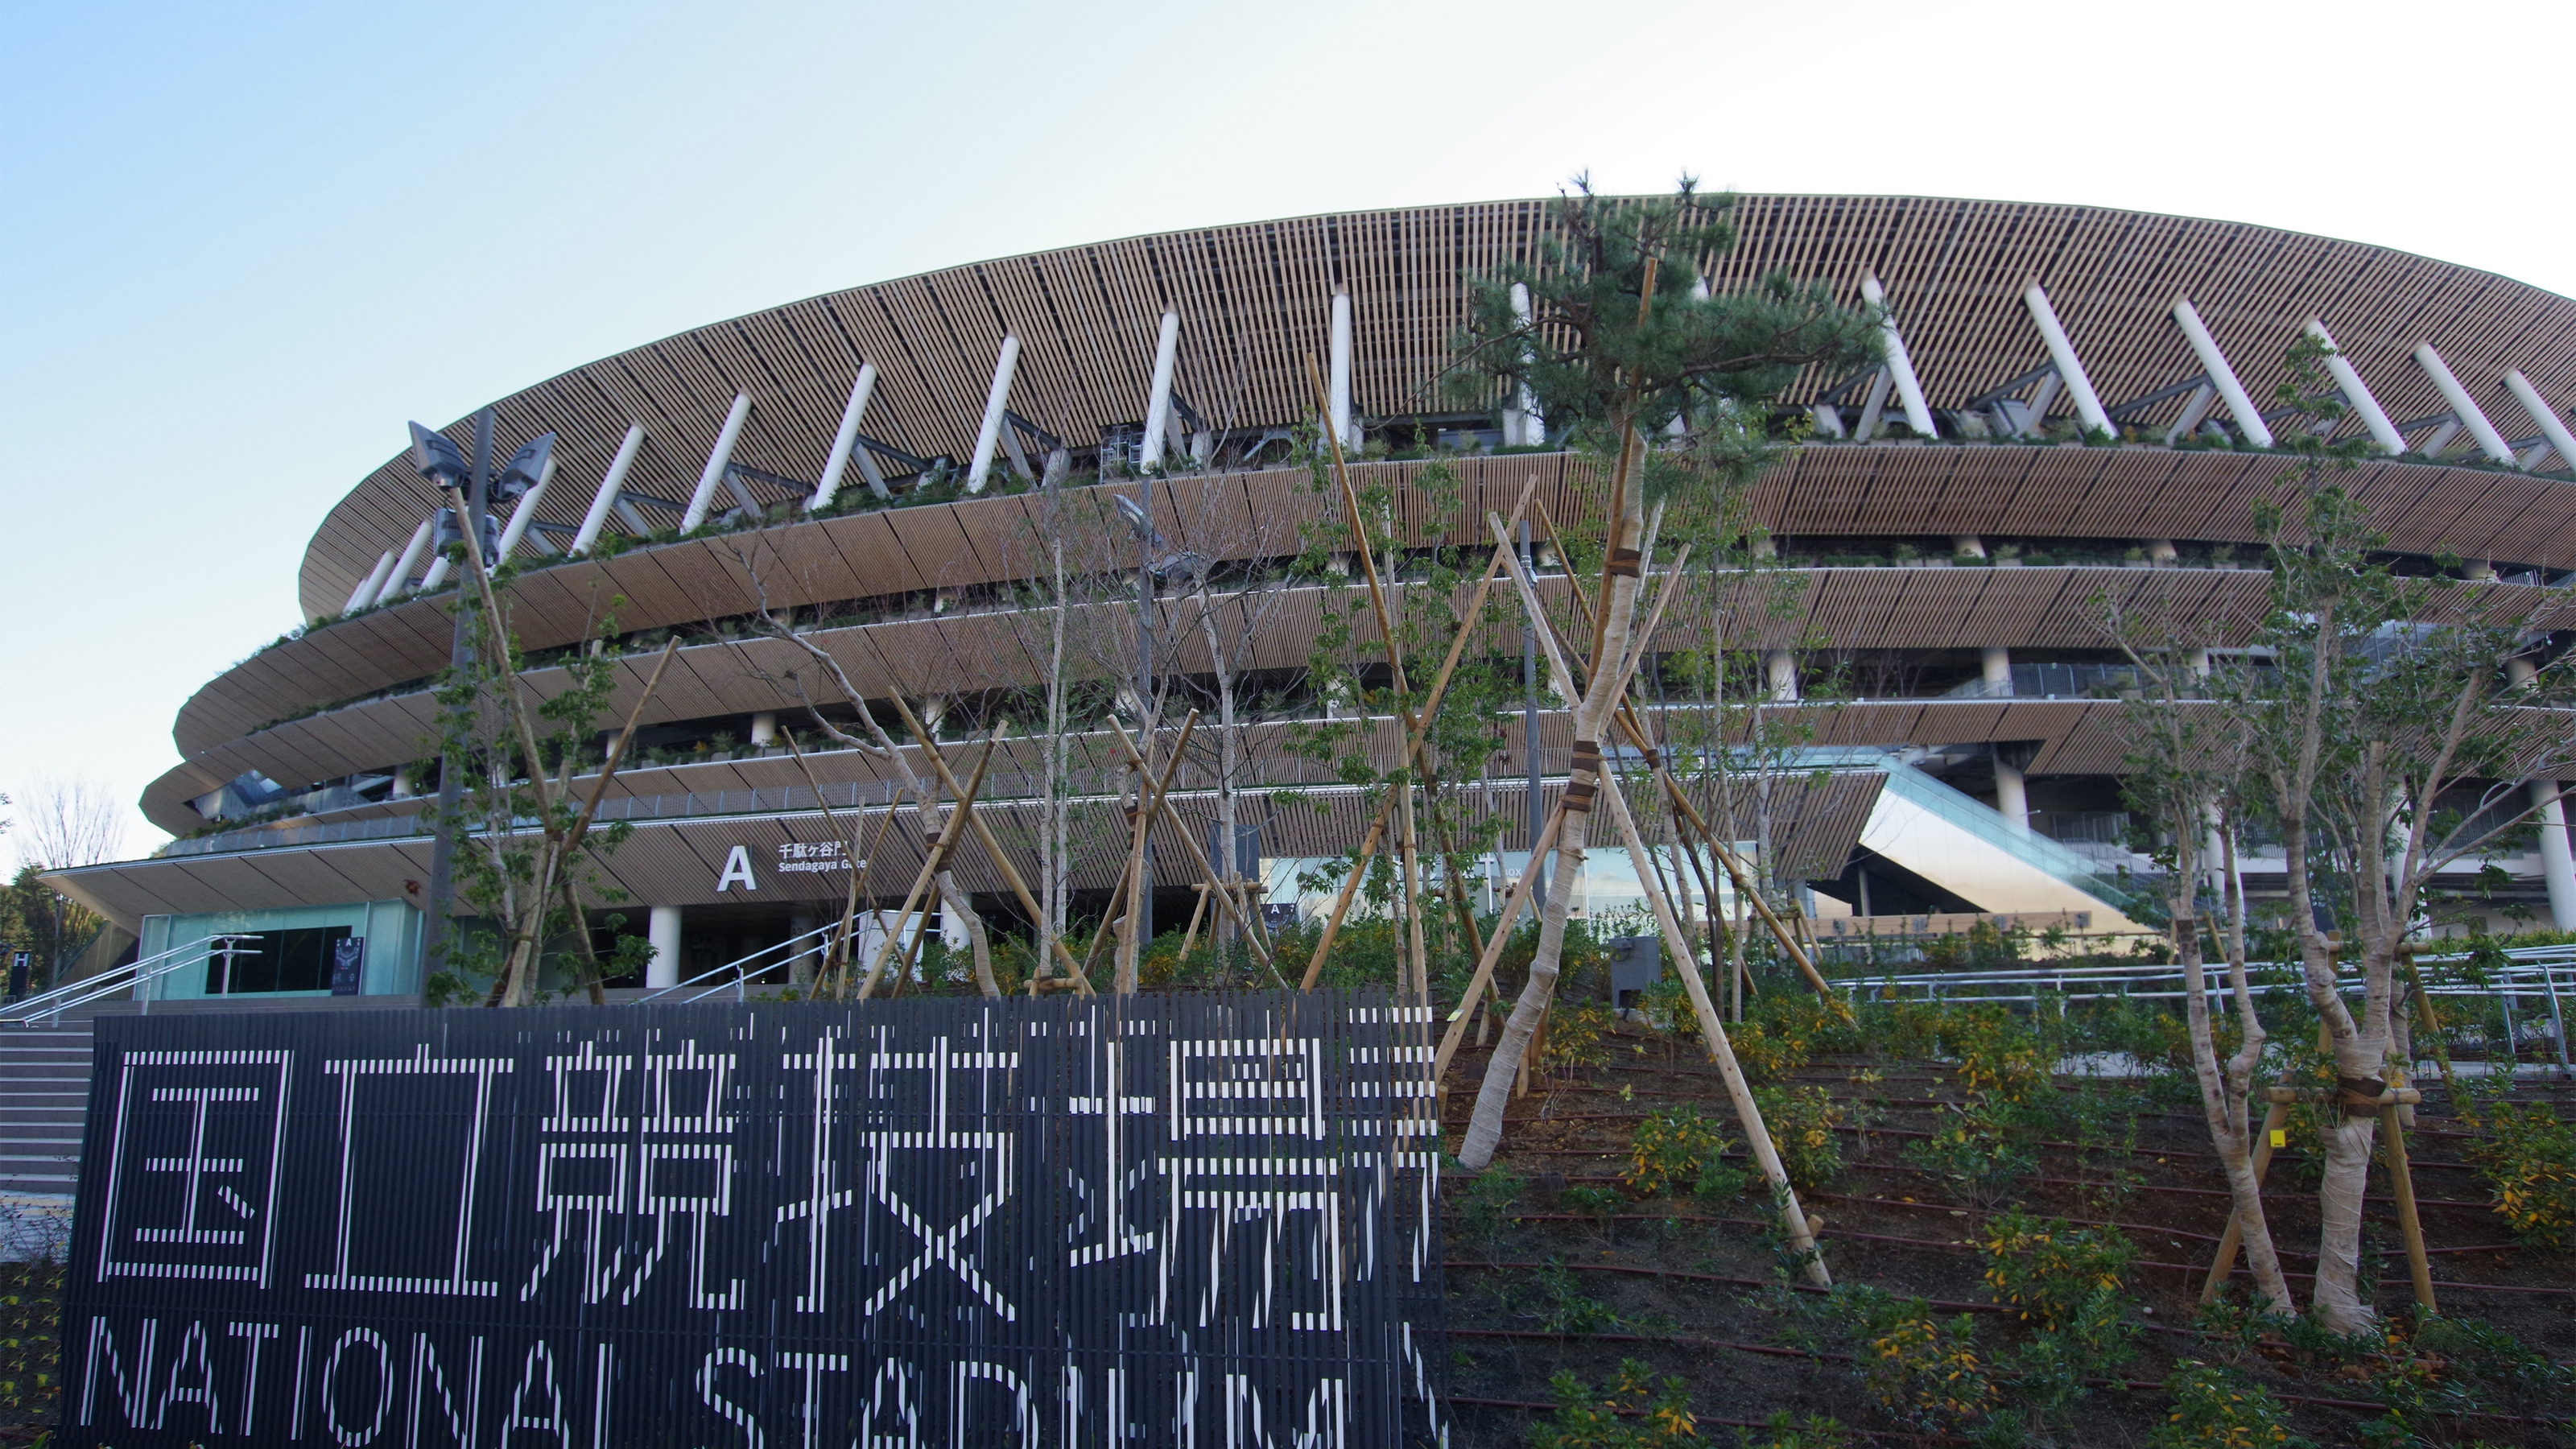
top-left (0, 1023), bottom-right (93, 1197)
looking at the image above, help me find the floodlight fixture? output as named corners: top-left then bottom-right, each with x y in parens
top-left (408, 423), bottom-right (472, 489)
top-left (497, 431), bottom-right (555, 502)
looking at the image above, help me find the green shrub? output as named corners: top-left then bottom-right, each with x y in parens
top-left (1905, 1098), bottom-right (2037, 1207)
top-left (2460, 1095), bottom-right (2576, 1249)
top-left (2150, 1362), bottom-right (2307, 1449)
top-left (1530, 1360), bottom-right (1702, 1447)
top-left (1742, 1410), bottom-right (1851, 1449)
top-left (1751, 1085), bottom-right (1847, 1191)
top-left (1979, 1209), bottom-right (2137, 1330)
top-left (1624, 1106), bottom-right (1736, 1199)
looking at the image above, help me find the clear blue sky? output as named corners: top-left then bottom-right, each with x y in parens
top-left (4, 0), bottom-right (2570, 865)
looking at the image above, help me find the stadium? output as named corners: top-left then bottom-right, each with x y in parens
top-left (43, 191), bottom-right (2576, 1003)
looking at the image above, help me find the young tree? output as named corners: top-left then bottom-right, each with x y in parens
top-left (1443, 177), bottom-right (1880, 1169)
top-left (2108, 602), bottom-right (2296, 1312)
top-left (4, 776), bottom-right (123, 989)
top-left (2229, 334), bottom-right (2576, 1330)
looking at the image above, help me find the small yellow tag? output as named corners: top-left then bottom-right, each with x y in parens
top-left (2270, 1129), bottom-right (2288, 1149)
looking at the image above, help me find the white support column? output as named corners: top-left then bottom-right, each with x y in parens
top-left (2505, 371), bottom-right (2576, 474)
top-left (1328, 287), bottom-right (1357, 450)
top-left (1852, 369), bottom-right (1893, 441)
top-left (811, 362), bottom-right (881, 506)
top-left (1981, 646), bottom-right (2013, 697)
top-left (1503, 283), bottom-right (1544, 446)
top-left (378, 516), bottom-right (437, 605)
top-left (493, 458), bottom-right (555, 559)
top-left (1140, 310), bottom-right (1180, 473)
top-left (1860, 275), bottom-right (1938, 438)
top-left (571, 424), bottom-right (646, 555)
top-left (2534, 783), bottom-right (2576, 931)
top-left (1765, 650), bottom-right (1798, 702)
top-left (2146, 538), bottom-right (2178, 564)
top-left (2170, 296), bottom-right (2275, 448)
top-left (2413, 344), bottom-right (2515, 463)
top-left (749, 712), bottom-right (777, 747)
top-left (345, 551), bottom-right (397, 614)
top-left (647, 905), bottom-right (683, 989)
top-left (1993, 752), bottom-right (2031, 835)
top-left (417, 527), bottom-right (456, 594)
top-left (2022, 280), bottom-right (2115, 438)
top-left (2162, 382), bottom-right (2218, 446)
top-left (679, 394), bottom-right (753, 531)
top-left (1954, 535), bottom-right (1987, 559)
top-left (965, 335), bottom-right (1021, 493)
top-left (2303, 320), bottom-right (2405, 455)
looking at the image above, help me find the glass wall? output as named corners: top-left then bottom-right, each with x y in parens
top-left (135, 898), bottom-right (421, 1000)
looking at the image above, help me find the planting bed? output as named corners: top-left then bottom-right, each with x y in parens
top-left (1435, 1004), bottom-right (2576, 1447)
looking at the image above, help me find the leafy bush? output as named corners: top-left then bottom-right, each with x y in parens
top-left (1979, 1210), bottom-right (2137, 1329)
top-left (1543, 1001), bottom-right (1616, 1076)
top-left (1856, 1302), bottom-right (1996, 1430)
top-left (2460, 1096), bottom-right (2576, 1249)
top-left (0, 1260), bottom-right (59, 1417)
top-left (1624, 1106), bottom-right (1737, 1199)
top-left (1751, 1085), bottom-right (1848, 1191)
top-left (1525, 1263), bottom-right (1620, 1335)
top-left (1531, 1360), bottom-right (1702, 1447)
top-left (1906, 1098), bottom-right (2037, 1206)
top-left (1742, 1410), bottom-right (1851, 1449)
top-left (1728, 1018), bottom-right (1813, 1083)
top-left (1940, 1005), bottom-right (2053, 1103)
top-left (2150, 1361), bottom-right (2307, 1449)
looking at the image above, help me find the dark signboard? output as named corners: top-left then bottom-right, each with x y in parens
top-left (62, 991), bottom-right (1446, 1447)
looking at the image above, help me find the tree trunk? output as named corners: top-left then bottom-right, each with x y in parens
top-left (937, 871), bottom-right (1000, 997)
top-left (1461, 433), bottom-right (1646, 1167)
top-left (2175, 842), bottom-right (2293, 1311)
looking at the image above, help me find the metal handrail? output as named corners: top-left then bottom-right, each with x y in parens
top-left (0, 939), bottom-right (217, 1026)
top-left (631, 921), bottom-right (849, 1005)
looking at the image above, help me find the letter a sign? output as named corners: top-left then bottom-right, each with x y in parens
top-left (716, 844), bottom-right (759, 893)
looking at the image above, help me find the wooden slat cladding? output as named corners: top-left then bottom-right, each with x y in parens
top-left (299, 195), bottom-right (2576, 618)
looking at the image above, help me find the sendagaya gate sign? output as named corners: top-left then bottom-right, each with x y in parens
top-left (61, 992), bottom-right (1447, 1447)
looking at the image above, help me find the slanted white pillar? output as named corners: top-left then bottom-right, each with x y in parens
top-left (1954, 535), bottom-right (1987, 559)
top-left (571, 424), bottom-right (646, 556)
top-left (417, 523), bottom-right (457, 593)
top-left (2535, 784), bottom-right (2576, 931)
top-left (1993, 752), bottom-right (2031, 835)
top-left (679, 393), bottom-right (753, 531)
top-left (378, 516), bottom-right (437, 605)
top-left (2163, 382), bottom-right (2218, 446)
top-left (1860, 275), bottom-right (1938, 438)
top-left (2146, 538), bottom-right (2178, 564)
top-left (2022, 280), bottom-right (2115, 439)
top-left (2170, 296), bottom-right (2275, 448)
top-left (1502, 283), bottom-right (1545, 446)
top-left (2303, 320), bottom-right (2405, 456)
top-left (2413, 344), bottom-right (2515, 464)
top-left (1981, 646), bottom-right (2013, 697)
top-left (1852, 369), bottom-right (1893, 442)
top-left (1328, 287), bottom-right (1357, 450)
top-left (647, 905), bottom-right (683, 989)
top-left (749, 712), bottom-right (777, 747)
top-left (811, 362), bottom-right (881, 507)
top-left (966, 335), bottom-right (1021, 493)
top-left (345, 551), bottom-right (397, 614)
top-left (493, 457), bottom-right (555, 559)
top-left (1140, 311), bottom-right (1181, 472)
top-left (2504, 371), bottom-right (2576, 474)
top-left (1765, 650), bottom-right (1798, 702)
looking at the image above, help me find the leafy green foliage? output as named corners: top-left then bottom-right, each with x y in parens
top-left (2459, 1091), bottom-right (2576, 1249)
top-left (1905, 1098), bottom-right (2037, 1207)
top-left (1623, 1105), bottom-right (1739, 1199)
top-left (1531, 1360), bottom-right (1702, 1447)
top-left (0, 1261), bottom-right (59, 1418)
top-left (1978, 1210), bottom-right (2137, 1331)
top-left (2150, 1362), bottom-right (2308, 1449)
top-left (1750, 1084), bottom-right (1847, 1191)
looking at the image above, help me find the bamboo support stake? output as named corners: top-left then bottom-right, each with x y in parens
top-left (1298, 481), bottom-right (1545, 988)
top-left (879, 696), bottom-right (1097, 993)
top-left (1598, 762), bottom-right (1832, 1285)
top-left (2379, 1101), bottom-right (2440, 1315)
top-left (1432, 799), bottom-right (1568, 1080)
top-left (2199, 1100), bottom-right (2289, 1304)
top-left (1073, 713), bottom-right (1200, 990)
top-left (855, 730), bottom-right (1000, 999)
top-left (1104, 719), bottom-right (1282, 982)
top-left (1111, 712), bottom-right (1199, 993)
top-left (1175, 886), bottom-right (1211, 973)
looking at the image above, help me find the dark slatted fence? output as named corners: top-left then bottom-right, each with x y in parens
top-left (60, 990), bottom-right (1445, 1447)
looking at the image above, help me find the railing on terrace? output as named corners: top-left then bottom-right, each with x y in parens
top-left (0, 938), bottom-right (220, 1026)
